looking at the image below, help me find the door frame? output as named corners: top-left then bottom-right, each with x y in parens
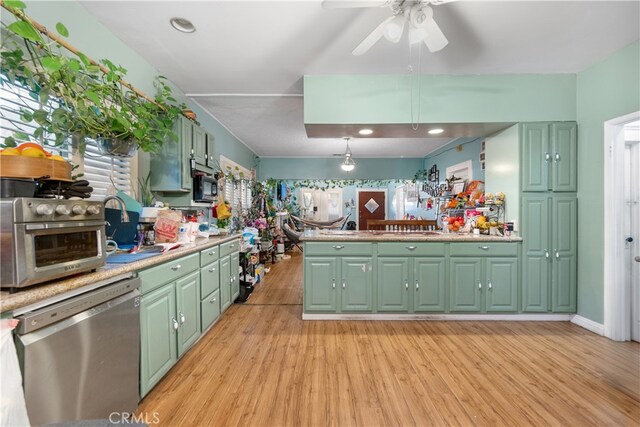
top-left (603, 110), bottom-right (640, 341)
top-left (356, 188), bottom-right (388, 230)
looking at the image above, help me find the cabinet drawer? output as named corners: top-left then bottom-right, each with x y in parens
top-left (200, 245), bottom-right (219, 266)
top-left (377, 242), bottom-right (446, 256)
top-left (200, 261), bottom-right (220, 297)
top-left (201, 289), bottom-right (220, 331)
top-left (139, 253), bottom-right (199, 294)
top-left (449, 243), bottom-right (519, 257)
top-left (220, 239), bottom-right (240, 257)
top-left (305, 242), bottom-right (373, 256)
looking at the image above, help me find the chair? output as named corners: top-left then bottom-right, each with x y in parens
top-left (282, 223), bottom-right (303, 252)
top-left (367, 219), bottom-right (438, 231)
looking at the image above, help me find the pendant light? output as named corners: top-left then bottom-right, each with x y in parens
top-left (341, 137), bottom-right (356, 172)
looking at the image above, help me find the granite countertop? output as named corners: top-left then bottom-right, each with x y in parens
top-left (300, 230), bottom-right (523, 242)
top-left (1, 234), bottom-right (241, 314)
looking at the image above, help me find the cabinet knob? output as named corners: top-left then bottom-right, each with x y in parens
top-left (342, 282), bottom-right (346, 289)
top-left (170, 264), bottom-right (182, 271)
top-left (179, 312), bottom-right (186, 325)
top-left (171, 317), bottom-right (179, 331)
top-left (544, 249), bottom-right (550, 259)
top-left (555, 250), bottom-right (560, 259)
top-left (208, 267), bottom-right (216, 273)
top-left (479, 246), bottom-right (489, 251)
top-left (405, 282), bottom-right (409, 290)
top-left (333, 245), bottom-right (345, 250)
top-left (478, 282), bottom-right (482, 290)
top-left (545, 152), bottom-right (550, 162)
top-left (488, 282), bottom-right (493, 290)
top-left (332, 280), bottom-right (336, 289)
top-left (405, 246), bottom-right (417, 251)
top-left (554, 152), bottom-right (560, 162)
top-left (415, 281), bottom-right (420, 290)
top-left (210, 297), bottom-right (217, 304)
top-left (208, 251), bottom-right (216, 256)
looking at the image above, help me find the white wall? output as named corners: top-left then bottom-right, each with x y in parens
top-left (485, 125), bottom-right (520, 232)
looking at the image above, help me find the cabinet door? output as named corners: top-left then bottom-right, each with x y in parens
top-left (304, 257), bottom-right (338, 312)
top-left (521, 195), bottom-right (550, 312)
top-left (449, 258), bottom-right (483, 312)
top-left (176, 271), bottom-right (201, 357)
top-left (552, 196), bottom-right (577, 312)
top-left (341, 257), bottom-right (373, 312)
top-left (140, 283), bottom-right (177, 397)
top-left (231, 252), bottom-right (240, 302)
top-left (521, 123), bottom-right (550, 192)
top-left (486, 258), bottom-right (519, 312)
top-left (201, 289), bottom-right (220, 331)
top-left (551, 122), bottom-right (577, 192)
top-left (179, 117), bottom-right (193, 191)
top-left (377, 257), bottom-right (409, 312)
top-left (414, 257), bottom-right (446, 312)
top-left (219, 255), bottom-right (232, 312)
top-left (206, 133), bottom-right (216, 169)
top-left (192, 125), bottom-right (207, 167)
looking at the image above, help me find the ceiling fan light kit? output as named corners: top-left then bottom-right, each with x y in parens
top-left (326, 0), bottom-right (450, 56)
top-left (341, 138), bottom-right (356, 171)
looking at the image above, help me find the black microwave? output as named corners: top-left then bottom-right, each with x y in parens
top-left (193, 175), bottom-right (217, 203)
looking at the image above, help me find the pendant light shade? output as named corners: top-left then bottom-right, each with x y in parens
top-left (341, 138), bottom-right (356, 172)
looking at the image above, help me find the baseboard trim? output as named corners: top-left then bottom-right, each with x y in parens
top-left (302, 313), bottom-right (573, 321)
top-left (570, 314), bottom-right (605, 336)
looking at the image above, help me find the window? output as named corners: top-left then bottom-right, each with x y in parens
top-left (219, 155), bottom-right (252, 217)
top-left (299, 188), bottom-right (342, 222)
top-left (1, 78), bottom-right (132, 199)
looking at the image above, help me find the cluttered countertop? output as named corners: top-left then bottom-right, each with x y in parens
top-left (0, 234), bottom-right (241, 314)
top-left (300, 229), bottom-right (522, 242)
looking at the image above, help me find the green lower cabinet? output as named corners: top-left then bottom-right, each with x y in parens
top-left (304, 257), bottom-right (338, 312)
top-left (140, 283), bottom-right (177, 398)
top-left (341, 258), bottom-right (373, 312)
top-left (219, 255), bottom-right (232, 312)
top-left (377, 257), bottom-right (410, 312)
top-left (201, 289), bottom-right (220, 331)
top-left (450, 257), bottom-right (518, 313)
top-left (231, 252), bottom-right (240, 302)
top-left (176, 271), bottom-right (201, 357)
top-left (485, 258), bottom-right (519, 312)
top-left (449, 258), bottom-right (483, 312)
top-left (413, 258), bottom-right (446, 312)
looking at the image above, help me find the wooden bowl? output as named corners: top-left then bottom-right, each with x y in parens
top-left (0, 155), bottom-right (72, 181)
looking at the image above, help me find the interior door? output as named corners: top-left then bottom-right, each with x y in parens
top-left (625, 141), bottom-right (640, 341)
top-left (358, 190), bottom-right (386, 230)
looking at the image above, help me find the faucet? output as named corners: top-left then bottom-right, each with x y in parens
top-left (104, 195), bottom-right (130, 223)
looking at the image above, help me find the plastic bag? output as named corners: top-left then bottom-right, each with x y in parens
top-left (216, 199), bottom-right (231, 220)
top-left (154, 210), bottom-right (182, 243)
top-left (0, 320), bottom-right (30, 427)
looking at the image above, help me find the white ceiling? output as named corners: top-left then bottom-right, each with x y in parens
top-left (79, 0), bottom-right (640, 158)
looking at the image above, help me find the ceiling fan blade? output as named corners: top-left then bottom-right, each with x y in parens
top-left (322, 0), bottom-right (390, 9)
top-left (408, 27), bottom-right (428, 44)
top-left (383, 14), bottom-right (406, 43)
top-left (423, 15), bottom-right (448, 52)
top-left (352, 15), bottom-right (395, 56)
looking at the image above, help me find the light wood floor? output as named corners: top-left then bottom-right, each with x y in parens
top-left (138, 250), bottom-right (640, 427)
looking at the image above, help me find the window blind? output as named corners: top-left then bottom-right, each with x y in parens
top-left (83, 138), bottom-right (132, 199)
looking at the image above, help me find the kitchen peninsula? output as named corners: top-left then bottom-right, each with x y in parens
top-left (300, 230), bottom-right (572, 320)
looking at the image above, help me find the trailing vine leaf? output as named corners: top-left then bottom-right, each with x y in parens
top-left (41, 56), bottom-right (63, 72)
top-left (55, 22), bottom-right (69, 37)
top-left (7, 21), bottom-right (43, 43)
top-left (4, 1), bottom-right (27, 9)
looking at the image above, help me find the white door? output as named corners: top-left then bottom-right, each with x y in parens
top-left (625, 138), bottom-right (640, 342)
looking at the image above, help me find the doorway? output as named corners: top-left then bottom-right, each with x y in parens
top-left (603, 111), bottom-right (640, 341)
top-left (357, 189), bottom-right (387, 230)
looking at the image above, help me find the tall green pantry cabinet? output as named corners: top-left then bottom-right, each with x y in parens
top-left (520, 122), bottom-right (577, 313)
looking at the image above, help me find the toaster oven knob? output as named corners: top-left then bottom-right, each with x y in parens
top-left (86, 205), bottom-right (101, 215)
top-left (35, 204), bottom-right (54, 216)
top-left (72, 205), bottom-right (87, 215)
top-left (55, 205), bottom-right (71, 216)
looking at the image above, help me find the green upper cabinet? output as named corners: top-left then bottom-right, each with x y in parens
top-left (341, 257), bottom-right (373, 312)
top-left (206, 133), bottom-right (216, 171)
top-left (414, 258), bottom-right (446, 312)
top-left (150, 116), bottom-right (192, 192)
top-left (304, 257), bottom-right (338, 312)
top-left (377, 257), bottom-right (410, 312)
top-left (192, 125), bottom-right (207, 169)
top-left (521, 122), bottom-right (577, 192)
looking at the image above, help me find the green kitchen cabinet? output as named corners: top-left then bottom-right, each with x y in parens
top-left (150, 116), bottom-right (193, 193)
top-left (139, 258), bottom-right (201, 398)
top-left (521, 122), bottom-right (577, 192)
top-left (231, 252), bottom-right (240, 302)
top-left (304, 257), bottom-right (338, 312)
top-left (341, 258), bottom-right (373, 312)
top-left (200, 246), bottom-right (221, 331)
top-left (377, 257), bottom-right (410, 312)
top-left (414, 258), bottom-right (446, 312)
top-left (219, 255), bottom-right (232, 312)
top-left (192, 125), bottom-right (208, 169)
top-left (521, 195), bottom-right (577, 313)
top-left (449, 254), bottom-right (518, 313)
top-left (206, 133), bottom-right (216, 171)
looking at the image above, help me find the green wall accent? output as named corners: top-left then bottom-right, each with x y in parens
top-left (304, 74), bottom-right (576, 124)
top-left (257, 157), bottom-right (423, 181)
top-left (17, 1), bottom-right (256, 171)
top-left (576, 41), bottom-right (640, 324)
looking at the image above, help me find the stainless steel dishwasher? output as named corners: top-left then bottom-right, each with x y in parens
top-left (14, 276), bottom-right (141, 426)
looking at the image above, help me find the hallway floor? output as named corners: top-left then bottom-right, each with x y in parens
top-left (137, 250), bottom-right (640, 426)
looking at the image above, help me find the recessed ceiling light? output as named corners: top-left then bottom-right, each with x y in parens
top-left (170, 17), bottom-right (195, 33)
top-left (428, 128), bottom-right (444, 135)
top-left (358, 128), bottom-right (373, 135)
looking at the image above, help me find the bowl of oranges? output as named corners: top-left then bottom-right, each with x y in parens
top-left (0, 142), bottom-right (71, 182)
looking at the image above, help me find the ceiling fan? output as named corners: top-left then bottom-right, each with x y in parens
top-left (334, 138), bottom-right (356, 171)
top-left (322, 0), bottom-right (452, 56)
